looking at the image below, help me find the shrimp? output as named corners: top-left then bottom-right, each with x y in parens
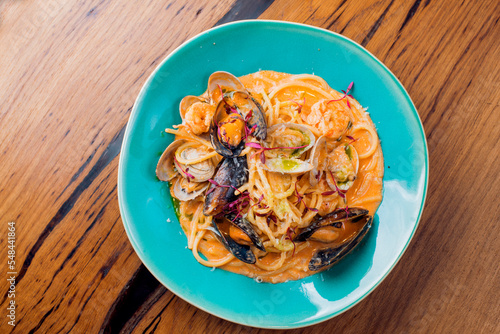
top-left (302, 100), bottom-right (350, 138)
top-left (183, 102), bottom-right (216, 135)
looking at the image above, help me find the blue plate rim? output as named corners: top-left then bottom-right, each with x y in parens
top-left (117, 19), bottom-right (429, 329)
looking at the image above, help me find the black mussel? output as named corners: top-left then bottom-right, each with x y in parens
top-left (208, 219), bottom-right (256, 264)
top-left (203, 156), bottom-right (248, 216)
top-left (309, 215), bottom-right (372, 271)
top-left (210, 98), bottom-right (247, 157)
top-left (210, 91), bottom-right (268, 158)
top-left (294, 207), bottom-right (369, 242)
top-left (224, 213), bottom-right (265, 251)
top-left (230, 91), bottom-right (267, 141)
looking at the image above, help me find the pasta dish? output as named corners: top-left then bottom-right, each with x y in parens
top-left (156, 71), bottom-right (383, 283)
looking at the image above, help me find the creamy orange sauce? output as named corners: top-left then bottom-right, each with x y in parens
top-left (175, 71), bottom-right (384, 283)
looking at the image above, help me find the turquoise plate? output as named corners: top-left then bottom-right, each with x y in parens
top-left (118, 20), bottom-right (428, 329)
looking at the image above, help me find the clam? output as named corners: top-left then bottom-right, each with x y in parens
top-left (265, 123), bottom-right (315, 158)
top-left (172, 177), bottom-right (208, 201)
top-left (174, 142), bottom-right (215, 182)
top-left (203, 156), bottom-right (249, 216)
top-left (209, 213), bottom-right (265, 264)
top-left (156, 139), bottom-right (186, 181)
top-left (309, 139), bottom-right (359, 191)
top-left (156, 139), bottom-right (215, 182)
top-left (207, 71), bottom-right (246, 104)
top-left (260, 158), bottom-right (314, 175)
top-left (309, 135), bottom-right (327, 186)
top-left (325, 144), bottom-right (359, 191)
top-left (255, 123), bottom-right (315, 175)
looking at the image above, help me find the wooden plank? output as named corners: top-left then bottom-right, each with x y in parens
top-left (0, 0), bottom-right (498, 333)
top-left (128, 0), bottom-right (500, 333)
top-left (0, 0), bottom-right (236, 332)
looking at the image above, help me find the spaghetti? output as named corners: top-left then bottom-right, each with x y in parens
top-left (156, 71), bottom-right (384, 283)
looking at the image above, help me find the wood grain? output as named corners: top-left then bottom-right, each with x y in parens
top-left (0, 0), bottom-right (499, 333)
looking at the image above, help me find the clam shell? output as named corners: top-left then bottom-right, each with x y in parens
top-left (309, 139), bottom-right (359, 191)
top-left (172, 177), bottom-right (208, 201)
top-left (325, 144), bottom-right (359, 191)
top-left (260, 158), bottom-right (314, 175)
top-left (309, 135), bottom-right (327, 186)
top-left (207, 71), bottom-right (246, 104)
top-left (175, 143), bottom-right (215, 182)
top-left (179, 95), bottom-right (207, 120)
top-left (157, 139), bottom-right (215, 183)
top-left (156, 139), bottom-right (186, 181)
top-left (266, 122), bottom-right (316, 158)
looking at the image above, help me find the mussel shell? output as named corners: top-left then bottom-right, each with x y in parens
top-left (209, 100), bottom-right (246, 157)
top-left (232, 91), bottom-right (267, 141)
top-left (309, 215), bottom-right (372, 271)
top-left (203, 156), bottom-right (248, 216)
top-left (294, 207), bottom-right (369, 242)
top-left (210, 90), bottom-right (267, 157)
top-left (208, 220), bottom-right (256, 264)
top-left (225, 213), bottom-right (265, 251)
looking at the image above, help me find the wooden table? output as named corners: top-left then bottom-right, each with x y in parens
top-left (1, 0), bottom-right (498, 333)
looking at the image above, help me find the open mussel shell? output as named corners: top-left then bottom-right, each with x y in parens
top-left (308, 215), bottom-right (372, 271)
top-left (179, 95), bottom-right (207, 120)
top-left (260, 158), bottom-right (314, 175)
top-left (294, 207), bottom-right (369, 242)
top-left (231, 91), bottom-right (267, 140)
top-left (267, 123), bottom-right (315, 158)
top-left (208, 219), bottom-right (256, 264)
top-left (203, 156), bottom-right (249, 216)
top-left (172, 177), bottom-right (208, 201)
top-left (156, 139), bottom-right (186, 181)
top-left (209, 100), bottom-right (246, 158)
top-left (207, 71), bottom-right (246, 104)
top-left (225, 213), bottom-right (265, 251)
